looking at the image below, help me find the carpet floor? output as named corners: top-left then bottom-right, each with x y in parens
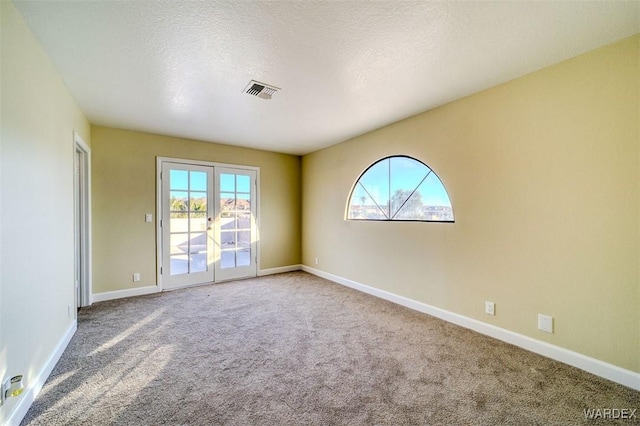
top-left (21, 272), bottom-right (639, 425)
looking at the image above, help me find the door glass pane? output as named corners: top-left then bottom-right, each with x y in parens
top-left (170, 255), bottom-right (188, 275)
top-left (190, 171), bottom-right (207, 191)
top-left (237, 213), bottom-right (250, 229)
top-left (221, 213), bottom-right (236, 230)
top-left (189, 233), bottom-right (207, 254)
top-left (170, 233), bottom-right (188, 254)
top-left (220, 231), bottom-right (236, 249)
top-left (237, 175), bottom-right (250, 193)
top-left (170, 213), bottom-right (189, 232)
top-left (190, 213), bottom-right (207, 232)
top-left (237, 193), bottom-right (250, 211)
top-left (190, 253), bottom-right (207, 273)
top-left (190, 192), bottom-right (207, 212)
top-left (170, 170), bottom-right (188, 190)
top-left (170, 192), bottom-right (188, 212)
top-left (221, 251), bottom-right (235, 269)
top-left (237, 231), bottom-right (251, 248)
top-left (220, 174), bottom-right (235, 192)
top-left (220, 193), bottom-right (235, 211)
top-left (237, 249), bottom-right (251, 267)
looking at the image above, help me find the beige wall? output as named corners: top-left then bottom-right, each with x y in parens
top-left (302, 35), bottom-right (640, 373)
top-left (1, 2), bottom-right (91, 422)
top-left (91, 126), bottom-right (301, 294)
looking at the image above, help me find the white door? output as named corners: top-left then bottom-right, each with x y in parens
top-left (215, 167), bottom-right (258, 281)
top-left (162, 162), bottom-right (215, 289)
top-left (161, 162), bottom-right (258, 289)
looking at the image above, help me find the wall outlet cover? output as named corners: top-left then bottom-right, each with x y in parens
top-left (485, 301), bottom-right (495, 315)
top-left (538, 314), bottom-right (554, 333)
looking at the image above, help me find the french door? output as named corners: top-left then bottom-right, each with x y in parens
top-left (215, 167), bottom-right (257, 281)
top-left (160, 161), bottom-right (257, 289)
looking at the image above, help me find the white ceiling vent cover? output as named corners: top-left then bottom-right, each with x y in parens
top-left (244, 80), bottom-right (280, 100)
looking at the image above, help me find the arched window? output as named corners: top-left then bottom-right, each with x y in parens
top-left (347, 155), bottom-right (454, 222)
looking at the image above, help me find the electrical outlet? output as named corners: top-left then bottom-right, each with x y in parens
top-left (67, 304), bottom-right (71, 318)
top-left (315, 257), bottom-right (319, 265)
top-left (485, 301), bottom-right (495, 315)
top-left (145, 213), bottom-right (153, 223)
top-left (133, 273), bottom-right (141, 282)
top-left (538, 314), bottom-right (554, 333)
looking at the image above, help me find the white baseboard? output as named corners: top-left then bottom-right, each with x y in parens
top-left (258, 264), bottom-right (302, 276)
top-left (92, 285), bottom-right (159, 303)
top-left (92, 268), bottom-right (305, 302)
top-left (4, 321), bottom-right (77, 426)
top-left (301, 265), bottom-right (640, 391)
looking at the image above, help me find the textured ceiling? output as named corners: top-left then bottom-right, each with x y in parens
top-left (13, 1), bottom-right (640, 155)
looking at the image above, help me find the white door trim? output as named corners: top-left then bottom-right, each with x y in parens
top-left (74, 132), bottom-right (92, 307)
top-left (156, 157), bottom-right (260, 291)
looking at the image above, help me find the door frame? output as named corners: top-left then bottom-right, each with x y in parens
top-left (74, 132), bottom-right (92, 307)
top-left (156, 157), bottom-right (261, 290)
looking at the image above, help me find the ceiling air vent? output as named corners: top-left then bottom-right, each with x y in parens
top-left (244, 80), bottom-right (280, 100)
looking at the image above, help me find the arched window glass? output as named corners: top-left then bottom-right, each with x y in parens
top-left (347, 156), bottom-right (454, 222)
